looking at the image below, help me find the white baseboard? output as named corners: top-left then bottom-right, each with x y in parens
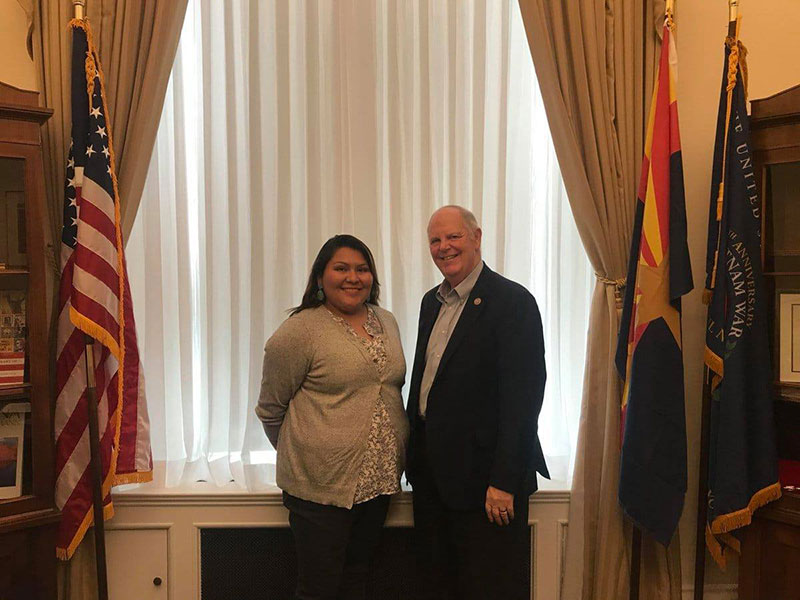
top-left (681, 584), bottom-right (737, 600)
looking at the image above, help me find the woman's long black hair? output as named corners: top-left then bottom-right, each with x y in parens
top-left (290, 234), bottom-right (381, 316)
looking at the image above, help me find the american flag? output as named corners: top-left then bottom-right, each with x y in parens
top-left (55, 20), bottom-right (152, 560)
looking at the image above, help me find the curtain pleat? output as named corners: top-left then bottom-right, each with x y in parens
top-left (33, 0), bottom-right (188, 249)
top-left (517, 0), bottom-right (681, 598)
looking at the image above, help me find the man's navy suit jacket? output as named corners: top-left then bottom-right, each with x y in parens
top-left (406, 264), bottom-right (550, 510)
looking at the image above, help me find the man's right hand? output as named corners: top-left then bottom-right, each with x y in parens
top-left (485, 485), bottom-right (514, 526)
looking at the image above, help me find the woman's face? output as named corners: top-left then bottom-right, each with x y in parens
top-left (319, 247), bottom-right (373, 315)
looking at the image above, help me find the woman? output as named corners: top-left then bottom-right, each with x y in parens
top-left (256, 234), bottom-right (408, 600)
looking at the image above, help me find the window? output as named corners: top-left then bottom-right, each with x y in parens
top-left (127, 0), bottom-right (592, 490)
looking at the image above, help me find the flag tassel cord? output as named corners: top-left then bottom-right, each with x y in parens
top-left (665, 1), bottom-right (675, 30)
top-left (703, 20), bottom-right (751, 392)
top-left (708, 17), bottom-right (743, 293)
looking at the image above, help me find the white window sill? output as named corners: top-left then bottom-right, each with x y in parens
top-left (113, 473), bottom-right (571, 507)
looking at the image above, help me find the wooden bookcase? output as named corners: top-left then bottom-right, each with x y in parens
top-left (0, 82), bottom-right (58, 598)
top-left (739, 83), bottom-right (800, 600)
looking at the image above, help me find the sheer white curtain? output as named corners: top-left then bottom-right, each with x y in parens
top-left (126, 0), bottom-right (592, 490)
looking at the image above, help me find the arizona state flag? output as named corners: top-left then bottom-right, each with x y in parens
top-left (703, 27), bottom-right (780, 567)
top-left (615, 16), bottom-right (693, 546)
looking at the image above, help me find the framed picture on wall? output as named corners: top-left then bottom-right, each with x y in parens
top-left (779, 291), bottom-right (800, 383)
top-left (0, 411), bottom-right (24, 498)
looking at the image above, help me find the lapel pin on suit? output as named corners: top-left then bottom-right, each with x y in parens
top-left (473, 297), bottom-right (482, 305)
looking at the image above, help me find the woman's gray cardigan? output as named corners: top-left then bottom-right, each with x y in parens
top-left (255, 304), bottom-right (409, 508)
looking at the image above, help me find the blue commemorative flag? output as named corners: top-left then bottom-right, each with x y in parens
top-left (702, 31), bottom-right (781, 568)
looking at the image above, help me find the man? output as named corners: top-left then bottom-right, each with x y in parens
top-left (406, 205), bottom-right (549, 599)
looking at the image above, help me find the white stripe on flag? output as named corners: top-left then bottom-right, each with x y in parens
top-left (55, 360), bottom-right (112, 506)
top-left (56, 302), bottom-right (76, 358)
top-left (134, 365), bottom-right (151, 472)
top-left (104, 352), bottom-right (119, 387)
top-left (61, 242), bottom-right (73, 271)
top-left (96, 370), bottom-right (111, 441)
top-left (55, 357), bottom-right (86, 439)
top-left (55, 428), bottom-right (90, 508)
top-left (81, 176), bottom-right (116, 225)
top-left (73, 263), bottom-right (121, 320)
top-left (75, 226), bottom-right (118, 275)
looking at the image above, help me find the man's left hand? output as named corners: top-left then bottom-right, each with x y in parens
top-left (485, 486), bottom-right (514, 526)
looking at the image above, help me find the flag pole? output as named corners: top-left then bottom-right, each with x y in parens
top-left (693, 369), bottom-right (713, 600)
top-left (728, 0), bottom-right (739, 36)
top-left (629, 526), bottom-right (642, 600)
top-left (73, 2), bottom-right (108, 597)
top-left (83, 334), bottom-right (109, 600)
top-left (694, 6), bottom-right (739, 600)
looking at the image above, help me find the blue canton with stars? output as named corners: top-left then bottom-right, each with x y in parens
top-left (62, 26), bottom-right (116, 250)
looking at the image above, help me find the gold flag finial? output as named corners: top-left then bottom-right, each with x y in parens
top-left (665, 0), bottom-right (675, 30)
top-left (73, 0), bottom-right (86, 20)
top-left (728, 0), bottom-right (739, 23)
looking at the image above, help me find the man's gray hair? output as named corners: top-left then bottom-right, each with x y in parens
top-left (435, 205), bottom-right (480, 235)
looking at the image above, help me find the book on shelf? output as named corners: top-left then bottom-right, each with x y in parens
top-left (0, 290), bottom-right (24, 386)
top-left (0, 401), bottom-right (29, 414)
top-left (0, 352), bottom-right (24, 386)
top-left (0, 411), bottom-right (24, 498)
top-left (0, 190), bottom-right (26, 268)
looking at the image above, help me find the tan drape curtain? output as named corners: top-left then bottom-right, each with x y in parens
top-left (517, 1), bottom-right (682, 598)
top-left (31, 2), bottom-right (187, 598)
top-left (33, 0), bottom-right (188, 253)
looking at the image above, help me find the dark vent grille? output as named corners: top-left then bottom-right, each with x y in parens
top-left (201, 527), bottom-right (296, 599)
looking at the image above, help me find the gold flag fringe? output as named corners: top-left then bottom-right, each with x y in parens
top-left (710, 482), bottom-right (782, 535)
top-left (56, 500), bottom-right (115, 561)
top-left (703, 346), bottom-right (724, 379)
top-left (705, 524), bottom-right (725, 568)
top-left (705, 482), bottom-right (782, 569)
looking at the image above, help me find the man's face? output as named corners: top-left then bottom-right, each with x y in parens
top-left (427, 208), bottom-right (482, 288)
